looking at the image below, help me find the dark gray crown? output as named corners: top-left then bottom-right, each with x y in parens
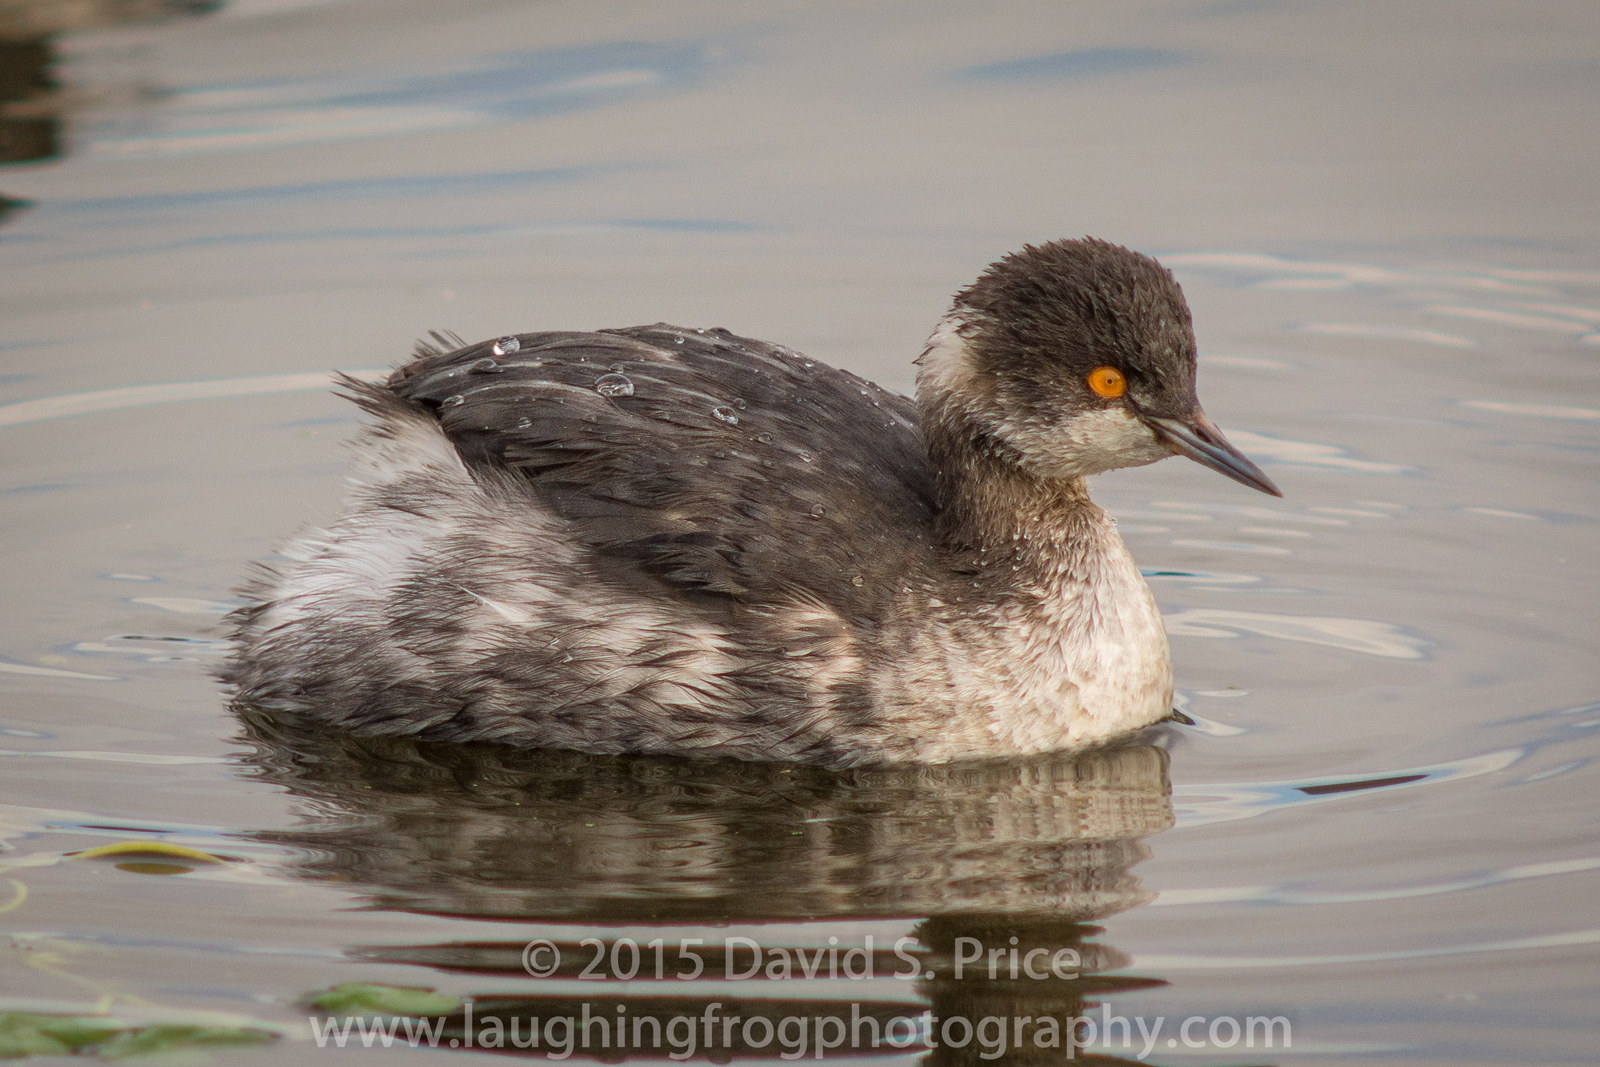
top-left (954, 237), bottom-right (1200, 421)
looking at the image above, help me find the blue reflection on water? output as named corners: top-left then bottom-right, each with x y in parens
top-left (275, 40), bottom-right (712, 118)
top-left (91, 40), bottom-right (720, 158)
top-left (959, 47), bottom-right (1189, 81)
top-left (45, 167), bottom-right (606, 216)
top-left (49, 218), bottom-right (757, 260)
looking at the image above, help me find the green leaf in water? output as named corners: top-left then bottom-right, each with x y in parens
top-left (0, 1014), bottom-right (75, 1059)
top-left (0, 1013), bottom-right (126, 1057)
top-left (307, 983), bottom-right (462, 1016)
top-left (94, 1025), bottom-right (274, 1060)
top-left (0, 1013), bottom-right (272, 1061)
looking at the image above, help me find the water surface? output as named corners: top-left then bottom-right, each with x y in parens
top-left (2, 1), bottom-right (1597, 1063)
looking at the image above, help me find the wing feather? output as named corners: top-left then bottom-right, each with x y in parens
top-left (385, 325), bottom-right (935, 614)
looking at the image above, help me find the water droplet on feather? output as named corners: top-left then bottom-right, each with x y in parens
top-left (595, 373), bottom-right (634, 397)
top-left (712, 406), bottom-right (739, 424)
top-left (492, 336), bottom-right (520, 356)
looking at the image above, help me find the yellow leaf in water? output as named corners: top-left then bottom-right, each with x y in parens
top-left (70, 842), bottom-right (228, 864)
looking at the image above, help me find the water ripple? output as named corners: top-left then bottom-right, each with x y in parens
top-left (1461, 400), bottom-right (1600, 421)
top-left (1297, 322), bottom-right (1476, 348)
top-left (1172, 748), bottom-right (1523, 828)
top-left (1130, 926), bottom-right (1600, 971)
top-left (1427, 305), bottom-right (1597, 334)
top-left (0, 369), bottom-right (388, 428)
top-left (1164, 607), bottom-right (1428, 658)
top-left (1152, 856), bottom-right (1600, 908)
top-left (1222, 428), bottom-right (1412, 474)
top-left (43, 166), bottom-right (604, 216)
top-left (1170, 539), bottom-right (1291, 555)
top-left (0, 661), bottom-right (119, 682)
top-left (129, 597), bottom-right (235, 615)
top-left (959, 48), bottom-right (1188, 81)
top-left (1166, 253), bottom-right (1600, 352)
top-left (0, 748), bottom-right (224, 765)
top-left (1141, 568), bottom-right (1261, 586)
top-left (88, 41), bottom-right (715, 159)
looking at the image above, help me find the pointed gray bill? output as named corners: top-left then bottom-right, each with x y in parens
top-left (1140, 410), bottom-right (1282, 497)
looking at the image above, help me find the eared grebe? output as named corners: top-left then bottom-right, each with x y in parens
top-left (227, 238), bottom-right (1279, 767)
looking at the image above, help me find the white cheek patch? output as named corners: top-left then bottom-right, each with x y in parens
top-left (1066, 406), bottom-right (1166, 460)
top-left (1009, 406), bottom-right (1172, 477)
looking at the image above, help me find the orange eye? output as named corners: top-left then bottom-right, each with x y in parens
top-left (1087, 366), bottom-right (1126, 398)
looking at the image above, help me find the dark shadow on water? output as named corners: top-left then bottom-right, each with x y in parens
top-left (0, 37), bottom-right (58, 164)
top-left (0, 1), bottom-right (224, 167)
top-left (235, 707), bottom-right (1222, 1065)
top-left (0, 190), bottom-right (32, 228)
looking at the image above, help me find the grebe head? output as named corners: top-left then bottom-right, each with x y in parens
top-left (917, 237), bottom-right (1281, 497)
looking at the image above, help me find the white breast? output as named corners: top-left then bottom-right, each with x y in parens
top-left (891, 510), bottom-right (1172, 759)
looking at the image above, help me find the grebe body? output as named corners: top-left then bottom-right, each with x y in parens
top-left (227, 239), bottom-right (1279, 766)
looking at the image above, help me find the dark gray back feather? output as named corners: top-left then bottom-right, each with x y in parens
top-left (383, 325), bottom-right (937, 619)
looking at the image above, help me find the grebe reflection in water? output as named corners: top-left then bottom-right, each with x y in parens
top-left (240, 713), bottom-right (1175, 1063)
